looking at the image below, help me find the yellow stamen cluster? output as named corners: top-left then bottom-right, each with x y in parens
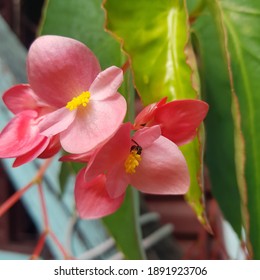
top-left (66, 91), bottom-right (91, 111)
top-left (124, 149), bottom-right (142, 174)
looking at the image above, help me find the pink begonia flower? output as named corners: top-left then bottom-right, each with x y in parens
top-left (26, 35), bottom-right (126, 154)
top-left (75, 123), bottom-right (189, 219)
top-left (134, 98), bottom-right (209, 146)
top-left (0, 35), bottom-right (126, 165)
top-left (0, 84), bottom-right (60, 167)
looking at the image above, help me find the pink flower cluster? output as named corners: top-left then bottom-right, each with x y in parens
top-left (0, 36), bottom-right (209, 219)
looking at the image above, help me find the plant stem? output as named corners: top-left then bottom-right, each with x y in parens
top-left (0, 158), bottom-right (53, 217)
top-left (30, 232), bottom-right (47, 260)
top-left (38, 183), bottom-right (49, 229)
top-left (49, 230), bottom-right (71, 259)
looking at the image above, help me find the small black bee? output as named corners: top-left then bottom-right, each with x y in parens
top-left (130, 139), bottom-right (142, 155)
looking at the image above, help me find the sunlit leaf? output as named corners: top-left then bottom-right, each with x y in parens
top-left (103, 0), bottom-right (211, 231)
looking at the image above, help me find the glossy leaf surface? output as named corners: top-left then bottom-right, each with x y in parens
top-left (104, 0), bottom-right (197, 103)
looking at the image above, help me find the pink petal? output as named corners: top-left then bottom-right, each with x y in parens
top-left (75, 169), bottom-right (125, 219)
top-left (3, 84), bottom-right (40, 114)
top-left (90, 66), bottom-right (123, 100)
top-left (134, 97), bottom-right (167, 129)
top-left (27, 35), bottom-right (101, 108)
top-left (38, 107), bottom-right (76, 136)
top-left (0, 110), bottom-right (45, 157)
top-left (60, 94), bottom-right (127, 154)
top-left (13, 137), bottom-right (50, 167)
top-left (133, 125), bottom-right (161, 149)
top-left (106, 164), bottom-right (130, 198)
top-left (38, 135), bottom-right (61, 158)
top-left (130, 136), bottom-right (190, 195)
top-left (154, 99), bottom-right (209, 146)
top-left (59, 151), bottom-right (92, 163)
top-left (84, 123), bottom-right (132, 182)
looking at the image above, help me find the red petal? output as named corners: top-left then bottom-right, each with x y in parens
top-left (133, 125), bottom-right (161, 149)
top-left (38, 135), bottom-right (61, 158)
top-left (133, 97), bottom-right (167, 129)
top-left (106, 164), bottom-right (129, 198)
top-left (59, 151), bottom-right (92, 163)
top-left (84, 123), bottom-right (132, 182)
top-left (75, 169), bottom-right (125, 219)
top-left (13, 137), bottom-right (50, 167)
top-left (155, 99), bottom-right (209, 145)
top-left (0, 111), bottom-right (45, 158)
top-left (3, 84), bottom-right (40, 114)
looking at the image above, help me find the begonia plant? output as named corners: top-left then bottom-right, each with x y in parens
top-left (1, 0), bottom-right (258, 261)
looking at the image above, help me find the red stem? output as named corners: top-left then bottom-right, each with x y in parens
top-left (0, 158), bottom-right (53, 218)
top-left (0, 181), bottom-right (33, 217)
top-left (38, 183), bottom-right (49, 228)
top-left (49, 230), bottom-right (71, 259)
top-left (30, 232), bottom-right (47, 260)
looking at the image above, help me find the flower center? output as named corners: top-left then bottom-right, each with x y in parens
top-left (66, 91), bottom-right (91, 111)
top-left (124, 146), bottom-right (142, 174)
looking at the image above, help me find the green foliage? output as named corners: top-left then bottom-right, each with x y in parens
top-left (104, 0), bottom-right (196, 104)
top-left (193, 9), bottom-right (242, 238)
top-left (103, 0), bottom-right (211, 231)
top-left (39, 0), bottom-right (122, 69)
top-left (58, 161), bottom-right (71, 197)
top-left (194, 0), bottom-right (260, 258)
top-left (103, 188), bottom-right (145, 259)
top-left (58, 161), bottom-right (85, 197)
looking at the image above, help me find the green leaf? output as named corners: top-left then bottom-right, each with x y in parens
top-left (104, 0), bottom-right (196, 103)
top-left (58, 161), bottom-right (85, 197)
top-left (193, 11), bottom-right (242, 238)
top-left (196, 0), bottom-right (260, 258)
top-left (58, 161), bottom-right (71, 197)
top-left (39, 0), bottom-right (122, 69)
top-left (182, 137), bottom-right (211, 233)
top-left (103, 0), bottom-right (211, 231)
top-left (103, 188), bottom-right (145, 259)
top-left (39, 0), bottom-right (144, 260)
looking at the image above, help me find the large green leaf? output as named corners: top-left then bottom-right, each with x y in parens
top-left (193, 11), bottom-right (242, 237)
top-left (196, 0), bottom-right (260, 258)
top-left (104, 0), bottom-right (197, 103)
top-left (39, 0), bottom-right (144, 260)
top-left (103, 0), bottom-right (211, 231)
